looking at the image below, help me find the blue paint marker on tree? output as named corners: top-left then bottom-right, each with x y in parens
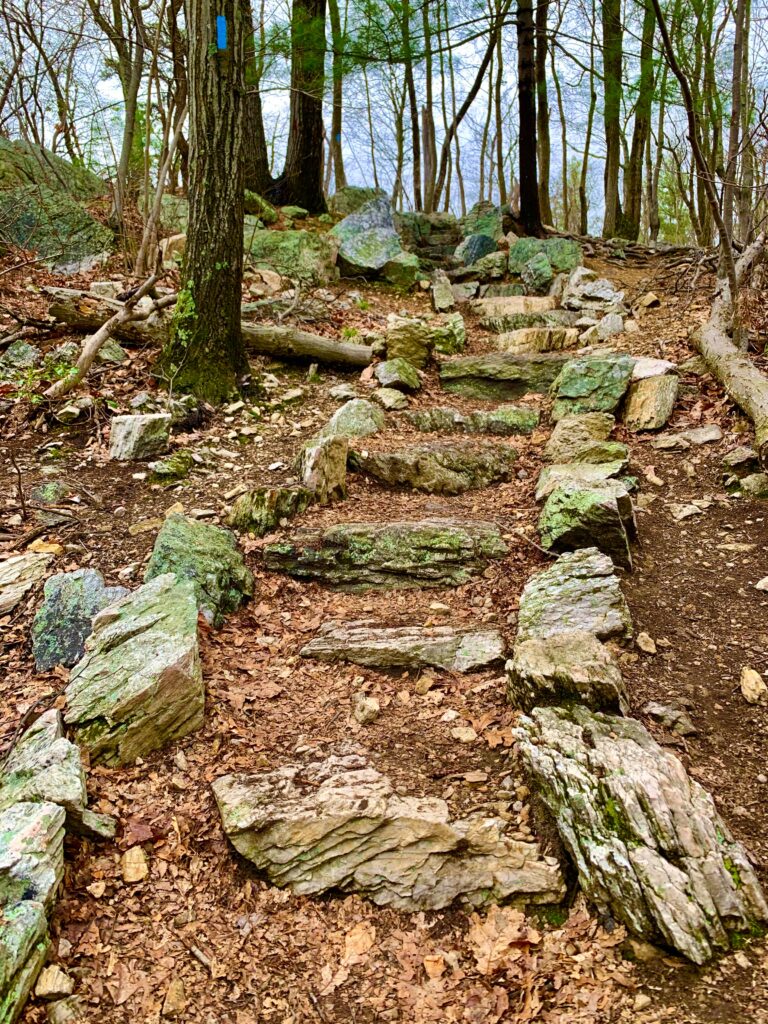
top-left (216, 15), bottom-right (227, 49)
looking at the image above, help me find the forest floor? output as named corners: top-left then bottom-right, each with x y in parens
top-left (2, 247), bottom-right (768, 1023)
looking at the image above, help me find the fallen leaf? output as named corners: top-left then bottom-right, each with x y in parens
top-left (342, 920), bottom-right (376, 966)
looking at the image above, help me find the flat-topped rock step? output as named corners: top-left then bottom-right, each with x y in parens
top-left (517, 548), bottom-right (632, 643)
top-left (471, 295), bottom-right (557, 319)
top-left (551, 354), bottom-right (635, 421)
top-left (301, 620), bottom-right (505, 672)
top-left (544, 412), bottom-right (615, 463)
top-left (404, 405), bottom-right (539, 436)
top-left (517, 705), bottom-right (768, 964)
top-left (263, 519), bottom-right (508, 590)
top-left (535, 460), bottom-right (630, 501)
top-left (349, 441), bottom-right (518, 494)
top-left (213, 749), bottom-right (564, 911)
top-left (538, 480), bottom-right (635, 570)
top-left (478, 309), bottom-right (575, 333)
top-left (440, 352), bottom-right (571, 400)
top-left (494, 327), bottom-right (579, 355)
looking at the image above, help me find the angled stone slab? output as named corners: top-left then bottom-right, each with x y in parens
top-left (65, 574), bottom-right (203, 766)
top-left (301, 620), bottom-right (505, 672)
top-left (551, 355), bottom-right (635, 421)
top-left (494, 327), bottom-right (579, 355)
top-left (0, 554), bottom-right (52, 615)
top-left (623, 375), bottom-right (679, 431)
top-left (0, 802), bottom-right (64, 911)
top-left (517, 706), bottom-right (768, 964)
top-left (538, 480), bottom-right (636, 570)
top-left (319, 399), bottom-right (385, 438)
top-left (263, 519), bottom-right (508, 590)
top-left (517, 548), bottom-right (632, 644)
top-left (296, 436), bottom-right (347, 503)
top-left (374, 358), bottom-right (421, 392)
top-left (349, 441), bottom-right (518, 495)
top-left (405, 405), bottom-right (539, 436)
top-left (108, 413), bottom-right (170, 460)
top-left (440, 353), bottom-right (571, 401)
top-left (213, 750), bottom-right (564, 911)
top-left (0, 902), bottom-right (49, 1024)
top-left (535, 461), bottom-right (629, 502)
top-left (228, 486), bottom-right (314, 537)
top-left (544, 412), bottom-right (615, 463)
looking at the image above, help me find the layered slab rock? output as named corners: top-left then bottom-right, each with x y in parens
top-left (301, 621), bottom-right (505, 672)
top-left (372, 387), bottom-right (409, 411)
top-left (561, 267), bottom-right (625, 312)
top-left (507, 631), bottom-right (628, 713)
top-left (551, 355), bottom-right (635, 421)
top-left (0, 801), bottom-right (64, 911)
top-left (0, 902), bottom-right (50, 1024)
top-left (507, 237), bottom-right (582, 276)
top-left (471, 295), bottom-right (557, 319)
top-left (478, 309), bottom-right (574, 334)
top-left (440, 353), bottom-right (570, 401)
top-left (544, 413), bottom-right (615, 463)
top-left (517, 706), bottom-right (768, 963)
top-left (65, 574), bottom-right (204, 765)
top-left (31, 569), bottom-right (128, 671)
top-left (213, 750), bottom-right (564, 910)
top-left (623, 375), bottom-right (679, 431)
top-left (0, 553), bottom-right (53, 615)
top-left (405, 405), bottom-right (539, 436)
top-left (296, 436), bottom-right (347, 503)
top-left (517, 548), bottom-right (632, 643)
top-left (374, 358), bottom-right (421, 392)
top-left (319, 399), bottom-right (385, 438)
top-left (494, 327), bottom-right (579, 355)
top-left (228, 486), bottom-right (313, 536)
top-left (535, 461), bottom-right (629, 502)
top-left (108, 413), bottom-right (171, 460)
top-left (385, 315), bottom-right (433, 368)
top-left (349, 441), bottom-right (518, 495)
top-left (144, 514), bottom-right (253, 625)
top-left (539, 481), bottom-right (635, 570)
top-left (263, 519), bottom-right (508, 590)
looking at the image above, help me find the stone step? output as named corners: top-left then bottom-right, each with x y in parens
top-left (494, 326), bottom-right (580, 355)
top-left (263, 518), bottom-right (508, 590)
top-left (213, 749), bottom-right (565, 911)
top-left (551, 354), bottom-right (635, 421)
top-left (479, 309), bottom-right (575, 333)
top-left (535, 460), bottom-right (630, 502)
top-left (439, 352), bottom-right (571, 401)
top-left (301, 620), bottom-right (505, 672)
top-left (471, 295), bottom-right (558, 318)
top-left (538, 479), bottom-right (636, 570)
top-left (349, 441), bottom-right (518, 495)
top-left (404, 404), bottom-right (539, 436)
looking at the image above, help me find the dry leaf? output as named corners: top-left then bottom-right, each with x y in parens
top-left (342, 920), bottom-right (376, 966)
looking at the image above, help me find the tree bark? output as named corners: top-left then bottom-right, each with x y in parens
top-left (723, 0), bottom-right (746, 240)
top-left (516, 0), bottom-right (542, 235)
top-left (535, 0), bottom-right (553, 224)
top-left (619, 0), bottom-right (655, 240)
top-left (601, 0), bottom-right (623, 236)
top-left (327, 0), bottom-right (347, 191)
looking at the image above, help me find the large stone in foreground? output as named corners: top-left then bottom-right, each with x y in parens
top-left (301, 621), bottom-right (505, 672)
top-left (544, 413), bottom-right (615, 463)
top-left (440, 353), bottom-right (570, 401)
top-left (517, 548), bottom-right (632, 643)
top-left (538, 481), bottom-right (635, 570)
top-left (405, 405), bottom-right (539, 436)
top-left (319, 399), bottom-right (385, 438)
top-left (0, 801), bottom-right (64, 911)
top-left (108, 413), bottom-right (171, 460)
top-left (535, 461), bottom-right (629, 502)
top-left (350, 442), bottom-right (517, 495)
top-left (623, 375), bottom-right (679, 431)
top-left (0, 553), bottom-right (52, 615)
top-left (213, 750), bottom-right (564, 910)
top-left (65, 574), bottom-right (203, 765)
top-left (551, 355), bottom-right (634, 421)
top-left (144, 514), bottom-right (253, 626)
top-left (263, 519), bottom-right (508, 590)
top-left (507, 631), bottom-right (628, 713)
top-left (517, 706), bottom-right (768, 964)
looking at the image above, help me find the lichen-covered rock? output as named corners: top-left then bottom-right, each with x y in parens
top-left (145, 514), bottom-right (253, 625)
top-left (385, 316), bottom-right (433, 368)
top-left (517, 548), bottom-right (632, 643)
top-left (109, 414), bottom-right (171, 461)
top-left (535, 461), bottom-right (629, 502)
top-left (328, 186), bottom-right (388, 218)
top-left (31, 569), bottom-right (128, 672)
top-left (243, 190), bottom-right (278, 224)
top-left (0, 340), bottom-right (41, 372)
top-left (319, 399), bottom-right (385, 438)
top-left (623, 375), bottom-right (679, 431)
top-left (494, 327), bottom-right (579, 355)
top-left (213, 749), bottom-right (563, 910)
top-left (374, 358), bottom-right (421, 392)
top-left (431, 270), bottom-right (455, 312)
top-left (521, 252), bottom-right (554, 294)
top-left (508, 238), bottom-right (582, 276)
top-left (301, 621), bottom-right (505, 672)
top-left (507, 631), bottom-right (627, 713)
top-left (382, 251), bottom-right (420, 290)
top-left (148, 449), bottom-right (195, 482)
top-left (472, 295), bottom-right (557, 319)
top-left (0, 901), bottom-right (50, 1024)
top-left (440, 353), bottom-right (570, 401)
top-left (430, 313), bottom-right (466, 355)
top-left (539, 481), bottom-right (635, 570)
top-left (64, 574), bottom-right (204, 765)
top-left (551, 355), bottom-right (635, 421)
top-left (0, 801), bottom-right (64, 911)
top-left (244, 228), bottom-right (339, 284)
top-left (462, 201), bottom-right (503, 240)
top-left (0, 554), bottom-right (53, 615)
top-left (228, 486), bottom-right (314, 536)
top-left (517, 705), bottom-right (768, 963)
top-left (351, 441), bottom-right (517, 495)
top-left (296, 436), bottom-right (347, 504)
top-left (405, 405), bottom-right (539, 436)
top-left (454, 233), bottom-right (497, 266)
top-left (544, 413), bottom-right (615, 463)
top-left (331, 197), bottom-right (403, 274)
top-left (372, 387), bottom-right (409, 411)
top-left (740, 473), bottom-right (768, 498)
top-left (597, 312), bottom-right (624, 340)
top-left (263, 519), bottom-right (508, 590)
top-left (561, 266), bottom-right (625, 312)
top-left (469, 251), bottom-right (508, 280)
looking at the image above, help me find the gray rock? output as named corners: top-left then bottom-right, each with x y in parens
top-left (597, 312), bottom-right (624, 340)
top-left (0, 553), bottom-right (53, 615)
top-left (431, 270), bottom-right (455, 312)
top-left (301, 620), bottom-right (505, 672)
top-left (623, 375), bottom-right (679, 431)
top-left (562, 267), bottom-right (625, 312)
top-left (0, 340), bottom-right (42, 371)
top-left (493, 327), bottom-right (580, 355)
top-left (551, 355), bottom-right (635, 421)
top-left (0, 901), bottom-right (50, 1024)
top-left (740, 473), bottom-right (768, 498)
top-left (538, 481), bottom-right (635, 570)
top-left (374, 358), bottom-right (421, 392)
top-left (631, 357), bottom-right (677, 380)
top-left (405, 405), bottom-right (539, 436)
top-left (331, 197), bottom-right (403, 274)
top-left (643, 701), bottom-right (697, 736)
top-left (109, 414), bottom-right (171, 461)
top-left (544, 413), bottom-right (615, 463)
top-left (296, 436), bottom-right (348, 503)
top-left (440, 352), bottom-right (571, 401)
top-left (319, 399), bottom-right (386, 438)
top-left (507, 631), bottom-right (628, 713)
top-left (31, 569), bottom-right (128, 671)
top-left (429, 312), bottom-right (466, 355)
top-left (213, 749), bottom-right (564, 910)
top-left (64, 574), bottom-right (204, 765)
top-left (454, 233), bottom-right (497, 266)
top-left (352, 693), bottom-right (380, 724)
top-left (329, 383), bottom-right (358, 402)
top-left (350, 441), bottom-right (518, 495)
top-left (521, 252), bottom-right (554, 294)
top-left (385, 316), bottom-right (433, 368)
top-left (0, 801), bottom-right (64, 910)
top-left (722, 445), bottom-right (759, 476)
top-left (372, 387), bottom-right (409, 411)
top-left (517, 548), bottom-right (632, 643)
top-left (328, 186), bottom-right (388, 218)
top-left (517, 705), bottom-right (768, 963)
top-left (462, 200), bottom-right (503, 240)
top-left (228, 486), bottom-right (314, 536)
top-left (535, 461), bottom-right (629, 502)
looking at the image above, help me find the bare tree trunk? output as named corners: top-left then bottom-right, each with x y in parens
top-left (620, 0), bottom-right (655, 240)
top-left (723, 0), bottom-right (747, 240)
top-left (535, 0), bottom-right (552, 223)
top-left (494, 8), bottom-right (507, 205)
top-left (601, 0), bottom-right (623, 236)
top-left (578, 10), bottom-right (597, 236)
top-left (327, 0), bottom-right (347, 191)
top-left (517, 0), bottom-right (542, 235)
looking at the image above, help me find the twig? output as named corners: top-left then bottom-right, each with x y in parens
top-left (0, 252), bottom-right (62, 277)
top-left (8, 451), bottom-right (27, 521)
top-left (511, 528), bottom-right (558, 558)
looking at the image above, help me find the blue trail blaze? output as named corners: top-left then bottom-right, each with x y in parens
top-left (216, 15), bottom-right (227, 49)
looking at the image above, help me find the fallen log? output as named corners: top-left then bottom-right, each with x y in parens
top-left (694, 233), bottom-right (768, 462)
top-left (43, 287), bottom-right (374, 369)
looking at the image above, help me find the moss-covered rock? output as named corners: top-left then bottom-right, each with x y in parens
top-left (374, 358), bottom-right (421, 392)
top-left (0, 901), bottom-right (50, 1024)
top-left (406, 405), bottom-right (539, 435)
top-left (148, 449), bottom-right (195, 482)
top-left (544, 413), bottom-right (615, 463)
top-left (382, 252), bottom-right (420, 290)
top-left (319, 399), bottom-right (386, 438)
top-left (551, 355), bottom-right (635, 421)
top-left (440, 352), bottom-right (570, 400)
top-left (385, 316), bottom-right (434, 368)
top-left (521, 252), bottom-right (554, 294)
top-left (328, 186), bottom-right (387, 218)
top-left (243, 190), bottom-right (278, 224)
top-left (508, 237), bottom-right (582, 276)
top-left (350, 441), bottom-right (518, 494)
top-left (331, 197), bottom-right (403, 274)
top-left (228, 486), bottom-right (314, 536)
top-left (462, 200), bottom-right (504, 239)
top-left (244, 228), bottom-right (339, 284)
top-left (454, 233), bottom-right (497, 266)
top-left (535, 461), bottom-right (630, 502)
top-left (538, 481), bottom-right (635, 570)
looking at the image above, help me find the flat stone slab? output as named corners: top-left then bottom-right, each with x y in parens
top-left (349, 441), bottom-right (518, 495)
top-left (228, 486), bottom-right (314, 536)
top-left (301, 620), bottom-right (505, 672)
top-left (623, 375), bottom-right (679, 431)
top-left (0, 902), bottom-right (49, 1024)
top-left (551, 355), bottom-right (635, 421)
top-left (517, 548), bottom-right (632, 643)
top-left (478, 309), bottom-right (575, 333)
top-left (213, 749), bottom-right (564, 911)
top-left (507, 631), bottom-right (628, 713)
top-left (440, 353), bottom-right (571, 401)
top-left (471, 295), bottom-right (557, 318)
top-left (0, 801), bottom-right (65, 911)
top-left (517, 705), bottom-right (768, 964)
top-left (405, 405), bottom-right (539, 436)
top-left (538, 481), bottom-right (635, 570)
top-left (544, 413), bottom-right (615, 463)
top-left (535, 461), bottom-right (629, 502)
top-left (494, 327), bottom-right (580, 355)
top-left (651, 423), bottom-right (723, 450)
top-left (0, 553), bottom-right (53, 615)
top-left (109, 413), bottom-right (171, 460)
top-left (263, 519), bottom-right (508, 590)
top-left (65, 573), bottom-right (204, 765)
top-left (319, 399), bottom-right (386, 438)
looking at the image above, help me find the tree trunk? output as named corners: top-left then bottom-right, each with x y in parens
top-left (517, 0), bottom-right (542, 235)
top-left (159, 0), bottom-right (248, 403)
top-left (619, 0), bottom-right (655, 240)
top-left (494, 16), bottom-right (507, 205)
top-left (579, 11), bottom-right (597, 235)
top-left (327, 0), bottom-right (347, 191)
top-left (535, 0), bottom-right (553, 223)
top-left (601, 0), bottom-right (623, 236)
top-left (401, 0), bottom-right (422, 211)
top-left (723, 0), bottom-right (746, 240)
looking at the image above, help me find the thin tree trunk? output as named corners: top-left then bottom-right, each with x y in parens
top-left (327, 0), bottom-right (347, 191)
top-left (550, 46), bottom-right (568, 229)
top-left (535, 0), bottom-right (553, 223)
top-left (723, 0), bottom-right (746, 240)
top-left (578, 9), bottom-right (597, 235)
top-left (517, 0), bottom-right (542, 235)
top-left (620, 0), bottom-right (655, 239)
top-left (401, 0), bottom-right (422, 211)
top-left (601, 0), bottom-right (623, 236)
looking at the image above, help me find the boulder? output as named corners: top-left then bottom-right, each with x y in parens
top-left (228, 486), bottom-right (314, 536)
top-left (296, 436), bottom-right (347, 503)
top-left (623, 375), bottom-right (679, 431)
top-left (350, 441), bottom-right (518, 494)
top-left (0, 553), bottom-right (53, 615)
top-left (430, 313), bottom-right (466, 355)
top-left (472, 295), bottom-right (557, 319)
top-left (521, 252), bottom-right (554, 294)
top-left (382, 251), bottom-right (420, 290)
top-left (374, 358), bottom-right (421, 392)
top-left (440, 353), bottom-right (571, 400)
top-left (244, 228), bottom-right (339, 284)
top-left (319, 399), bottom-right (385, 438)
top-left (331, 197), bottom-right (403, 275)
top-left (551, 355), bottom-right (635, 421)
top-left (462, 200), bottom-right (503, 239)
top-left (507, 631), bottom-right (628, 713)
top-left (213, 749), bottom-right (564, 910)
top-left (597, 312), bottom-right (624, 340)
top-left (431, 270), bottom-right (455, 312)
top-left (517, 548), bottom-right (632, 643)
top-left (0, 902), bottom-right (50, 1024)
top-left (243, 191), bottom-right (278, 224)
top-left (544, 412), bottom-right (615, 463)
top-left (517, 705), bottom-right (768, 963)
top-left (372, 387), bottom-right (409, 411)
top-left (263, 519), bottom-right (508, 589)
top-left (301, 621), bottom-right (505, 672)
top-left (31, 569), bottom-right (128, 671)
top-left (0, 801), bottom-right (64, 910)
top-left (109, 413), bottom-right (171, 461)
top-left (328, 186), bottom-right (387, 218)
top-left (538, 481), bottom-right (635, 570)
top-left (494, 327), bottom-right (579, 355)
top-left (535, 461), bottom-right (629, 502)
top-left (406, 405), bottom-right (539, 436)
top-left (64, 574), bottom-right (204, 765)
top-left (469, 251), bottom-right (508, 280)
top-left (454, 234), bottom-right (497, 266)
top-left (561, 267), bottom-right (625, 312)
top-left (508, 237), bottom-right (582, 276)
top-left (385, 316), bottom-right (433, 368)
top-left (144, 514), bottom-right (253, 625)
